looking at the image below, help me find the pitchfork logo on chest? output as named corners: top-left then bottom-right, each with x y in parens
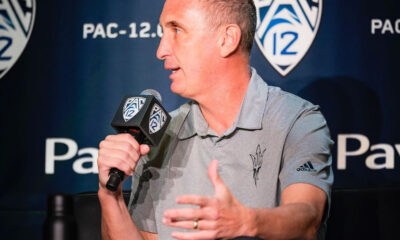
top-left (250, 144), bottom-right (266, 186)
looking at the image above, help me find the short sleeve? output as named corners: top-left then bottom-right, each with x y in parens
top-left (279, 107), bottom-right (334, 212)
top-left (127, 156), bottom-right (158, 233)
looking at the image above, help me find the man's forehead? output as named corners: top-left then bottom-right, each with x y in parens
top-left (160, 0), bottom-right (205, 23)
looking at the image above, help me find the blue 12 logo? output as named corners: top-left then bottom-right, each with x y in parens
top-left (0, 0), bottom-right (35, 79)
top-left (254, 0), bottom-right (322, 77)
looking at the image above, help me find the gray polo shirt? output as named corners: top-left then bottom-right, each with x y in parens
top-left (128, 68), bottom-right (334, 239)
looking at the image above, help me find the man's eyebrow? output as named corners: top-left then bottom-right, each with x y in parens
top-left (165, 20), bottom-right (184, 28)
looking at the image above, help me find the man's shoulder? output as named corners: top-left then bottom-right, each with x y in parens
top-left (169, 102), bottom-right (191, 119)
top-left (261, 84), bottom-right (325, 134)
top-left (251, 68), bottom-right (317, 113)
top-left (265, 85), bottom-right (319, 114)
top-left (168, 101), bottom-right (192, 128)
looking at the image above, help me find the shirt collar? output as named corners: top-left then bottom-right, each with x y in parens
top-left (178, 67), bottom-right (269, 140)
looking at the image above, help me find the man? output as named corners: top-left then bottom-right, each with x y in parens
top-left (97, 0), bottom-right (333, 239)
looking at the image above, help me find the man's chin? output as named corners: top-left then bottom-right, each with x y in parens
top-left (170, 83), bottom-right (184, 96)
top-left (170, 84), bottom-right (191, 99)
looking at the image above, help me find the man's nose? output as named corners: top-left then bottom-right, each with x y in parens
top-left (156, 34), bottom-right (170, 60)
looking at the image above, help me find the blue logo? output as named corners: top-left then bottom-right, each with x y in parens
top-left (123, 97), bottom-right (146, 122)
top-left (149, 104), bottom-right (167, 134)
top-left (254, 0), bottom-right (322, 76)
top-left (0, 0), bottom-right (36, 79)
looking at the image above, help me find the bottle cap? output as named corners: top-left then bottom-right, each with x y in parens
top-left (47, 193), bottom-right (74, 217)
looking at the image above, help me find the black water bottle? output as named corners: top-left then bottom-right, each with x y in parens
top-left (43, 194), bottom-right (77, 240)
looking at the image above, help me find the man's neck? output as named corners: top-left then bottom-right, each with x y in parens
top-left (196, 64), bottom-right (251, 135)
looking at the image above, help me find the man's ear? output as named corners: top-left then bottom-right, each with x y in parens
top-left (218, 24), bottom-right (242, 57)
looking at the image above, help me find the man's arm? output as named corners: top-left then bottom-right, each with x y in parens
top-left (248, 183), bottom-right (326, 240)
top-left (162, 161), bottom-right (327, 240)
top-left (97, 134), bottom-right (157, 240)
top-left (99, 187), bottom-right (145, 240)
top-left (255, 107), bottom-right (332, 239)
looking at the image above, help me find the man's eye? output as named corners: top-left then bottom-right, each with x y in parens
top-left (175, 28), bottom-right (182, 34)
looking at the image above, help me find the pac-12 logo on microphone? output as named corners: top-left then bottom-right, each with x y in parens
top-left (149, 104), bottom-right (167, 134)
top-left (254, 0), bottom-right (322, 77)
top-left (123, 97), bottom-right (146, 122)
top-left (0, 0), bottom-right (36, 79)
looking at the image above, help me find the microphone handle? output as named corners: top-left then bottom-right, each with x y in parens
top-left (105, 128), bottom-right (145, 192)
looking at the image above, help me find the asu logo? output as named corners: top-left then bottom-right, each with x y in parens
top-left (254, 0), bottom-right (322, 76)
top-left (0, 0), bottom-right (36, 79)
top-left (250, 144), bottom-right (266, 186)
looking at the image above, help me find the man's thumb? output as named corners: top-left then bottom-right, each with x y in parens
top-left (208, 160), bottom-right (224, 192)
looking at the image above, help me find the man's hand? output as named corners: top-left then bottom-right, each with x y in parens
top-left (97, 133), bottom-right (150, 193)
top-left (162, 160), bottom-right (255, 240)
top-left (97, 133), bottom-right (151, 240)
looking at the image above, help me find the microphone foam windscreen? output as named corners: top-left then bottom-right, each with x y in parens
top-left (141, 89), bottom-right (162, 103)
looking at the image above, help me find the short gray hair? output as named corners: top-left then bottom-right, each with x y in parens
top-left (201, 0), bottom-right (257, 55)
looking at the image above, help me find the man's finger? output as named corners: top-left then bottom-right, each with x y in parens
top-left (140, 144), bottom-right (150, 155)
top-left (176, 195), bottom-right (211, 207)
top-left (106, 133), bottom-right (140, 151)
top-left (171, 230), bottom-right (217, 240)
top-left (99, 141), bottom-right (140, 162)
top-left (163, 218), bottom-right (217, 230)
top-left (207, 160), bottom-right (226, 193)
top-left (163, 208), bottom-right (204, 220)
top-left (99, 148), bottom-right (136, 173)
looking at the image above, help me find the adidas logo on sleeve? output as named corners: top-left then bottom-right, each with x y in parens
top-left (297, 161), bottom-right (317, 172)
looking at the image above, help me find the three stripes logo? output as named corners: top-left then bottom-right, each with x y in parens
top-left (297, 161), bottom-right (317, 172)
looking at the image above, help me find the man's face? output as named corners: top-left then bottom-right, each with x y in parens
top-left (157, 0), bottom-right (220, 100)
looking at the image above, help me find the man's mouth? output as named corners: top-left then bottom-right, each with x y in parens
top-left (164, 63), bottom-right (181, 78)
top-left (169, 67), bottom-right (180, 78)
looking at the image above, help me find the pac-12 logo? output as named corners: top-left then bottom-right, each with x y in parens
top-left (149, 104), bottom-right (167, 134)
top-left (0, 0), bottom-right (36, 79)
top-left (254, 0), bottom-right (322, 77)
top-left (123, 97), bottom-right (146, 122)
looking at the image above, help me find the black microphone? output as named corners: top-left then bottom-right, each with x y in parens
top-left (106, 89), bottom-right (171, 192)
